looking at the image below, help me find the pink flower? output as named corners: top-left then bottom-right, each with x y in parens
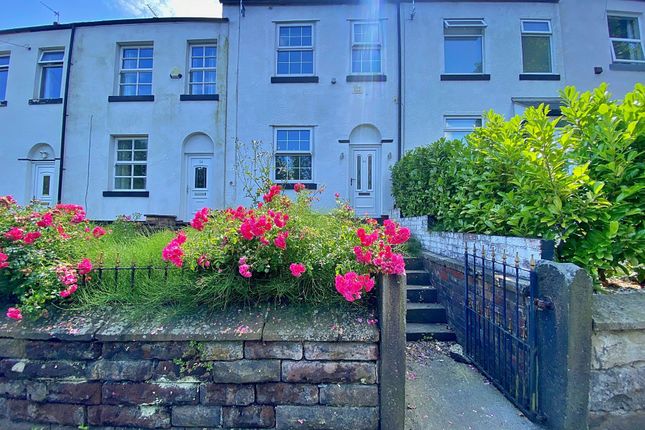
top-left (239, 256), bottom-right (247, 265)
top-left (334, 192), bottom-right (340, 199)
top-left (262, 185), bottom-right (282, 203)
top-left (0, 195), bottom-right (17, 208)
top-left (373, 245), bottom-right (406, 275)
top-left (383, 220), bottom-right (411, 245)
top-left (197, 255), bottom-right (211, 268)
top-left (77, 258), bottom-right (93, 275)
top-left (37, 213), bottom-right (53, 228)
top-left (6, 307), bottom-right (22, 320)
top-left (162, 232), bottom-right (186, 267)
top-left (274, 231), bottom-right (289, 250)
top-left (239, 263), bottom-right (252, 278)
top-left (71, 211), bottom-right (86, 224)
top-left (335, 272), bottom-right (375, 302)
top-left (191, 208), bottom-right (209, 231)
top-left (289, 263), bottom-right (306, 278)
top-left (60, 284), bottom-right (78, 298)
top-left (353, 246), bottom-right (373, 264)
top-left (92, 226), bottom-right (106, 238)
top-left (0, 252), bottom-right (8, 269)
top-left (55, 264), bottom-right (78, 286)
top-left (56, 224), bottom-right (71, 240)
top-left (4, 227), bottom-right (24, 242)
top-left (356, 228), bottom-right (378, 247)
top-left (23, 231), bottom-right (42, 244)
top-left (294, 183), bottom-right (306, 192)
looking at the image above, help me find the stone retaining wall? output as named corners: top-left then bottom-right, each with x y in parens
top-left (0, 304), bottom-right (380, 429)
top-left (589, 293), bottom-right (645, 430)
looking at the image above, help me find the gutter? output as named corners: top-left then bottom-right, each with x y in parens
top-left (57, 24), bottom-right (75, 203)
top-left (396, 3), bottom-right (402, 160)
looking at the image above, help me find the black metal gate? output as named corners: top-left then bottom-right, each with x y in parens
top-left (463, 245), bottom-right (541, 421)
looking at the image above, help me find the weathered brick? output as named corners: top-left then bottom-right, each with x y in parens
top-left (102, 341), bottom-right (191, 360)
top-left (7, 399), bottom-right (85, 426)
top-left (88, 405), bottom-right (171, 428)
top-left (0, 397), bottom-right (6, 418)
top-left (200, 383), bottom-right (254, 405)
top-left (245, 341), bottom-right (303, 360)
top-left (275, 405), bottom-right (378, 430)
top-left (0, 418), bottom-right (37, 430)
top-left (103, 382), bottom-right (198, 405)
top-left (222, 405), bottom-right (275, 428)
top-left (282, 361), bottom-right (377, 384)
top-left (304, 342), bottom-right (378, 361)
top-left (172, 405), bottom-right (222, 427)
top-left (0, 378), bottom-right (31, 398)
top-left (88, 360), bottom-right (153, 381)
top-left (201, 341), bottom-right (244, 360)
top-left (30, 381), bottom-right (101, 404)
top-left (319, 384), bottom-right (378, 406)
top-left (25, 340), bottom-right (101, 360)
top-left (0, 338), bottom-right (25, 358)
top-left (154, 360), bottom-right (212, 381)
top-left (0, 359), bottom-right (86, 379)
top-left (256, 383), bottom-right (318, 405)
top-left (211, 360), bottom-right (280, 383)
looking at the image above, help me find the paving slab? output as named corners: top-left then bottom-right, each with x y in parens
top-left (0, 309), bottom-right (110, 341)
top-left (405, 341), bottom-right (543, 430)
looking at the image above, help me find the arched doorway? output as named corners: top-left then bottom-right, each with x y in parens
top-left (182, 133), bottom-right (215, 220)
top-left (27, 143), bottom-right (56, 206)
top-left (349, 124), bottom-right (382, 217)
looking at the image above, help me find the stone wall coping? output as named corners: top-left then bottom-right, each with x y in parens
top-left (0, 304), bottom-right (379, 343)
top-left (593, 293), bottom-right (645, 332)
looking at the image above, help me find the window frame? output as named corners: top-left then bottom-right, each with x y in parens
top-left (112, 136), bottom-right (149, 191)
top-left (188, 42), bottom-right (217, 95)
top-left (273, 127), bottom-right (314, 183)
top-left (443, 116), bottom-right (483, 141)
top-left (608, 14), bottom-right (645, 64)
top-left (275, 22), bottom-right (315, 77)
top-left (443, 19), bottom-right (487, 75)
top-left (0, 53), bottom-right (9, 101)
top-left (118, 45), bottom-right (154, 96)
top-left (520, 19), bottom-right (554, 74)
top-left (350, 20), bottom-right (384, 76)
top-left (37, 49), bottom-right (64, 99)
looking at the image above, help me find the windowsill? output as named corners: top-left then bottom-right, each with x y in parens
top-left (271, 76), bottom-right (319, 84)
top-left (280, 183), bottom-right (317, 190)
top-left (108, 95), bottom-right (155, 102)
top-left (28, 98), bottom-right (63, 105)
top-left (0, 100), bottom-right (6, 107)
top-left (102, 191), bottom-right (149, 197)
top-left (180, 94), bottom-right (219, 101)
top-left (346, 74), bottom-right (387, 82)
top-left (608, 62), bottom-right (645, 72)
top-left (440, 74), bottom-right (490, 81)
top-left (519, 73), bottom-right (561, 81)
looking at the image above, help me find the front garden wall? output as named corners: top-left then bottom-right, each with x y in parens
top-left (0, 305), bottom-right (380, 429)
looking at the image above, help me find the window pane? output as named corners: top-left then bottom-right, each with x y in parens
top-left (192, 57), bottom-right (204, 68)
top-left (40, 51), bottom-right (64, 61)
top-left (132, 178), bottom-right (146, 189)
top-left (191, 84), bottom-right (203, 95)
top-left (204, 71), bottom-right (216, 83)
top-left (120, 72), bottom-right (137, 84)
top-left (205, 46), bottom-right (216, 57)
top-left (138, 84), bottom-right (152, 95)
top-left (204, 84), bottom-right (216, 94)
top-left (120, 85), bottom-right (136, 96)
top-left (0, 56), bottom-right (9, 66)
top-left (354, 23), bottom-right (379, 44)
top-left (117, 151), bottom-right (132, 161)
top-left (134, 139), bottom-right (147, 149)
top-left (115, 164), bottom-right (132, 176)
top-left (133, 151), bottom-right (147, 161)
top-left (301, 167), bottom-right (312, 180)
top-left (522, 35), bottom-right (552, 72)
top-left (139, 71), bottom-right (152, 84)
top-left (613, 41), bottom-right (645, 61)
top-left (138, 58), bottom-right (153, 69)
top-left (522, 21), bottom-right (550, 33)
top-left (123, 48), bottom-right (138, 58)
top-left (115, 178), bottom-right (131, 189)
top-left (608, 16), bottom-right (640, 39)
top-left (204, 57), bottom-right (216, 68)
top-left (445, 130), bottom-right (470, 141)
top-left (194, 166), bottom-right (207, 188)
top-left (122, 59), bottom-right (137, 69)
top-left (42, 176), bottom-right (51, 196)
top-left (446, 118), bottom-right (481, 128)
top-left (444, 37), bottom-right (483, 73)
top-left (191, 71), bottom-right (204, 83)
top-left (133, 165), bottom-right (147, 176)
top-left (139, 48), bottom-right (153, 58)
top-left (0, 70), bottom-right (7, 100)
top-left (118, 140), bottom-right (132, 150)
top-left (356, 155), bottom-right (362, 189)
top-left (192, 46), bottom-right (204, 57)
top-left (40, 66), bottom-right (62, 98)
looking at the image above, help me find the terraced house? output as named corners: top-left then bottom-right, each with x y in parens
top-left (0, 0), bottom-right (643, 220)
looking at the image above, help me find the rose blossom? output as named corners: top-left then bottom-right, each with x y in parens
top-left (289, 263), bottom-right (306, 278)
top-left (6, 307), bottom-right (22, 320)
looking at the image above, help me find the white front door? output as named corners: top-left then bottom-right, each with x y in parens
top-left (350, 148), bottom-right (380, 217)
top-left (186, 156), bottom-right (213, 219)
top-left (33, 163), bottom-right (55, 206)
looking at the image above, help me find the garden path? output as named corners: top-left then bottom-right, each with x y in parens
top-left (405, 340), bottom-right (543, 430)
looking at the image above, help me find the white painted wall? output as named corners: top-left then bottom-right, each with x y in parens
top-left (223, 2), bottom-right (400, 216)
top-left (0, 28), bottom-right (71, 205)
top-left (61, 20), bottom-right (228, 221)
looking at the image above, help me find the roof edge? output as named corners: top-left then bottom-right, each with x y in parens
top-left (0, 17), bottom-right (227, 36)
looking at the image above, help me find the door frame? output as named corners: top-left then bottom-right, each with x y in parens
top-left (184, 154), bottom-right (214, 221)
top-left (348, 144), bottom-right (382, 217)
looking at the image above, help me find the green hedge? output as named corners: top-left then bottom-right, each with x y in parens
top-left (391, 84), bottom-right (645, 282)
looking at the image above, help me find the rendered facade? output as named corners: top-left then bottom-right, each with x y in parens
top-left (0, 0), bottom-right (643, 220)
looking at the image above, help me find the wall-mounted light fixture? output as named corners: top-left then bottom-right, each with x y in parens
top-left (169, 67), bottom-right (183, 79)
top-left (387, 152), bottom-right (393, 160)
top-left (340, 152), bottom-right (345, 160)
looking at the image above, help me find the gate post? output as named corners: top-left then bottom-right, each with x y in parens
top-left (378, 273), bottom-right (406, 430)
top-left (535, 261), bottom-right (593, 430)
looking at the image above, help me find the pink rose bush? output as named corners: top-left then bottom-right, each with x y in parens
top-left (0, 198), bottom-right (107, 318)
top-left (161, 184), bottom-right (410, 304)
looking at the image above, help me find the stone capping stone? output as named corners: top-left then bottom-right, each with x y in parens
top-left (592, 293), bottom-right (645, 332)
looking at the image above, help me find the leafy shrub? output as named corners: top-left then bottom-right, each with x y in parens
top-left (0, 198), bottom-right (107, 318)
top-left (391, 84), bottom-right (644, 282)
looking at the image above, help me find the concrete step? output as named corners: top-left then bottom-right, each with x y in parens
top-left (406, 323), bottom-right (457, 342)
top-left (406, 269), bottom-right (431, 286)
top-left (406, 285), bottom-right (438, 303)
top-left (406, 303), bottom-right (447, 324)
top-left (404, 257), bottom-right (424, 271)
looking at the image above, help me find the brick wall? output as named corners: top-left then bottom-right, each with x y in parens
top-left (0, 306), bottom-right (380, 429)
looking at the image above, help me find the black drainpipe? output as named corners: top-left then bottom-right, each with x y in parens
top-left (396, 2), bottom-right (402, 160)
top-left (57, 24), bottom-right (76, 203)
